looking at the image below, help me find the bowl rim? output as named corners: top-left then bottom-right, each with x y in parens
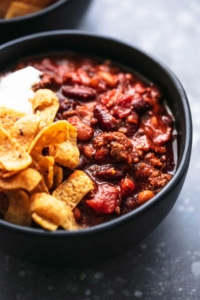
top-left (0, 0), bottom-right (68, 23)
top-left (0, 30), bottom-right (193, 237)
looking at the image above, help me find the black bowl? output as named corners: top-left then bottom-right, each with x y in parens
top-left (0, 31), bottom-right (192, 266)
top-left (0, 0), bottom-right (92, 44)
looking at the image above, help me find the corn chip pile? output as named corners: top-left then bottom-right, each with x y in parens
top-left (0, 89), bottom-right (94, 231)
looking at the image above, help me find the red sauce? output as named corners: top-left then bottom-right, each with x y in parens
top-left (16, 54), bottom-right (176, 227)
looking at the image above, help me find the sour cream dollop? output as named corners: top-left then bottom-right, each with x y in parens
top-left (0, 66), bottom-right (42, 114)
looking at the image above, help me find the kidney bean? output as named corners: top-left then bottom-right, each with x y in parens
top-left (120, 178), bottom-right (135, 198)
top-left (132, 97), bottom-right (152, 113)
top-left (68, 116), bottom-right (94, 142)
top-left (94, 104), bottom-right (117, 131)
top-left (58, 99), bottom-right (71, 113)
top-left (137, 190), bottom-right (154, 205)
top-left (126, 123), bottom-right (139, 137)
top-left (98, 71), bottom-right (117, 87)
top-left (73, 207), bottom-right (82, 221)
top-left (77, 68), bottom-right (91, 85)
top-left (62, 86), bottom-right (96, 100)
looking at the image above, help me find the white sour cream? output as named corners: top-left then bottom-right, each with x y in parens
top-left (0, 66), bottom-right (42, 114)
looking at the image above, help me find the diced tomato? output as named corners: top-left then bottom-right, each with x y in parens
top-left (86, 184), bottom-right (119, 214)
top-left (120, 178), bottom-right (135, 198)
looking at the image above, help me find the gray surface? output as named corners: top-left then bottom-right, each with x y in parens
top-left (0, 0), bottom-right (200, 299)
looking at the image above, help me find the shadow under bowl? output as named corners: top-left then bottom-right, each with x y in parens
top-left (0, 31), bottom-right (192, 266)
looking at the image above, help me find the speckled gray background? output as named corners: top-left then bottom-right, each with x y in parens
top-left (0, 0), bottom-right (200, 299)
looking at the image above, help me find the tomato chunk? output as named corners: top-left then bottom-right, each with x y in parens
top-left (86, 184), bottom-right (119, 214)
top-left (120, 178), bottom-right (135, 198)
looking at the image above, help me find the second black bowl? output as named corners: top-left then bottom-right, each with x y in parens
top-left (0, 0), bottom-right (92, 44)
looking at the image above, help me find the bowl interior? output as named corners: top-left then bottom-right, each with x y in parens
top-left (0, 31), bottom-right (192, 235)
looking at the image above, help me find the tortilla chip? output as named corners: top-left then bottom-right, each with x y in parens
top-left (31, 89), bottom-right (58, 111)
top-left (5, 1), bottom-right (40, 19)
top-left (11, 114), bottom-right (41, 151)
top-left (29, 160), bottom-right (49, 195)
top-left (0, 168), bottom-right (42, 192)
top-left (52, 164), bottom-right (63, 190)
top-left (0, 162), bottom-right (18, 178)
top-left (19, 0), bottom-right (54, 8)
top-left (28, 120), bottom-right (69, 155)
top-left (0, 170), bottom-right (18, 179)
top-left (0, 0), bottom-right (12, 18)
top-left (32, 212), bottom-right (58, 231)
top-left (0, 106), bottom-right (25, 132)
top-left (0, 126), bottom-right (32, 171)
top-left (50, 141), bottom-right (79, 169)
top-left (0, 162), bottom-right (5, 173)
top-left (53, 170), bottom-right (94, 210)
top-left (4, 190), bottom-right (31, 226)
top-left (61, 207), bottom-right (79, 231)
top-left (49, 122), bottom-right (79, 168)
top-left (30, 193), bottom-right (78, 231)
top-left (33, 155), bottom-right (54, 189)
top-left (31, 89), bottom-right (59, 131)
top-left (30, 176), bottom-right (49, 195)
